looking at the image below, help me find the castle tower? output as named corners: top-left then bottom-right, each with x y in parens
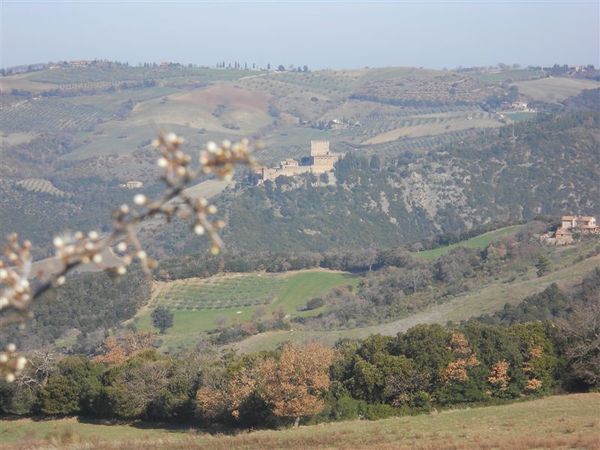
top-left (310, 140), bottom-right (330, 157)
top-left (310, 140), bottom-right (338, 173)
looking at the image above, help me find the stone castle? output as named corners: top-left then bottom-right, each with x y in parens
top-left (254, 140), bottom-right (339, 182)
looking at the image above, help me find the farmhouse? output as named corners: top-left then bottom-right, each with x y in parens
top-left (254, 141), bottom-right (340, 183)
top-left (541, 214), bottom-right (599, 245)
top-left (560, 215), bottom-right (599, 233)
top-left (121, 181), bottom-right (144, 189)
top-left (69, 60), bottom-right (92, 67)
top-left (511, 101), bottom-right (535, 112)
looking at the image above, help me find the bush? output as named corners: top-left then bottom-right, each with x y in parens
top-left (326, 395), bottom-right (368, 421)
top-left (302, 297), bottom-right (325, 311)
top-left (362, 402), bottom-right (399, 420)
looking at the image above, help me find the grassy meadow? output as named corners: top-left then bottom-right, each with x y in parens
top-left (415, 225), bottom-right (524, 260)
top-left (1, 393), bottom-right (597, 449)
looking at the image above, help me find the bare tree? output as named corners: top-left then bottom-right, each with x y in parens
top-left (557, 302), bottom-right (600, 387)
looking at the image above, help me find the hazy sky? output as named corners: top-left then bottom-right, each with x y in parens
top-left (1, 1), bottom-right (598, 69)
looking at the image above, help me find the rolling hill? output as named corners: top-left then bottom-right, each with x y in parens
top-left (2, 64), bottom-right (598, 259)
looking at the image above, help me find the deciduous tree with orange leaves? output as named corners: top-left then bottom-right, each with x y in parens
top-left (94, 332), bottom-right (154, 365)
top-left (256, 342), bottom-right (335, 426)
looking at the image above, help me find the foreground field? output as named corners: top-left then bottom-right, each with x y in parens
top-left (1, 394), bottom-right (598, 449)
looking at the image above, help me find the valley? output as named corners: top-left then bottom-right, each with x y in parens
top-left (2, 2), bottom-right (599, 448)
top-left (1, 62), bottom-right (599, 448)
top-left (2, 64), bottom-right (599, 258)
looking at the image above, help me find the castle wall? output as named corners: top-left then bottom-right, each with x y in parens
top-left (256, 140), bottom-right (340, 182)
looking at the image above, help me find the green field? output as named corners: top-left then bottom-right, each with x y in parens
top-left (135, 270), bottom-right (357, 348)
top-left (472, 68), bottom-right (546, 84)
top-left (416, 225), bottom-right (523, 260)
top-left (1, 394), bottom-right (597, 449)
top-left (152, 274), bottom-right (288, 310)
top-left (501, 111), bottom-right (538, 122)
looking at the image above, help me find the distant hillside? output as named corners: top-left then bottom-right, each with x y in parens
top-left (216, 111), bottom-right (599, 254)
top-left (0, 66), bottom-right (598, 257)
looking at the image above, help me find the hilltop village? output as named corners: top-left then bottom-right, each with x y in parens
top-left (253, 140), bottom-right (340, 183)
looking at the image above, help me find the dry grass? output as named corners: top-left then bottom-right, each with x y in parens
top-left (130, 84), bottom-right (272, 135)
top-left (514, 76), bottom-right (600, 103)
top-left (1, 394), bottom-right (598, 449)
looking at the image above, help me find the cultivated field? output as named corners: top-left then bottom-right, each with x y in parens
top-left (0, 65), bottom-right (548, 173)
top-left (1, 394), bottom-right (597, 449)
top-left (151, 274), bottom-right (289, 310)
top-left (130, 84), bottom-right (272, 135)
top-left (362, 111), bottom-right (502, 145)
top-left (514, 76), bottom-right (600, 103)
top-left (0, 132), bottom-right (36, 147)
top-left (134, 270), bottom-right (357, 350)
top-left (15, 179), bottom-right (68, 197)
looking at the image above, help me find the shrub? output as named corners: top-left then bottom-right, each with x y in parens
top-left (302, 297), bottom-right (325, 311)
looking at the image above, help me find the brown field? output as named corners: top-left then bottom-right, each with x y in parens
top-left (514, 76), bottom-right (600, 103)
top-left (172, 84), bottom-right (270, 110)
top-left (1, 394), bottom-right (598, 449)
top-left (0, 74), bottom-right (56, 93)
top-left (130, 84), bottom-right (272, 134)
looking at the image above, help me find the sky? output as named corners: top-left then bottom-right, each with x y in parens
top-left (1, 1), bottom-right (598, 69)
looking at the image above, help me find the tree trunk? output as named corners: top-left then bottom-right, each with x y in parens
top-left (294, 416), bottom-right (300, 428)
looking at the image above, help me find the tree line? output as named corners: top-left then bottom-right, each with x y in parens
top-left (1, 306), bottom-right (597, 426)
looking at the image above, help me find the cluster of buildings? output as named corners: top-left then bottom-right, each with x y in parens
top-left (541, 215), bottom-right (599, 245)
top-left (253, 141), bottom-right (340, 183)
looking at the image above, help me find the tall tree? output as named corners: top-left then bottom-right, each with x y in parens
top-left (151, 307), bottom-right (174, 334)
top-left (257, 343), bottom-right (335, 426)
top-left (535, 254), bottom-right (551, 277)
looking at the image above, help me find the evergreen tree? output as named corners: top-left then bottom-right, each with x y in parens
top-left (535, 254), bottom-right (551, 277)
top-left (151, 306), bottom-right (174, 334)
